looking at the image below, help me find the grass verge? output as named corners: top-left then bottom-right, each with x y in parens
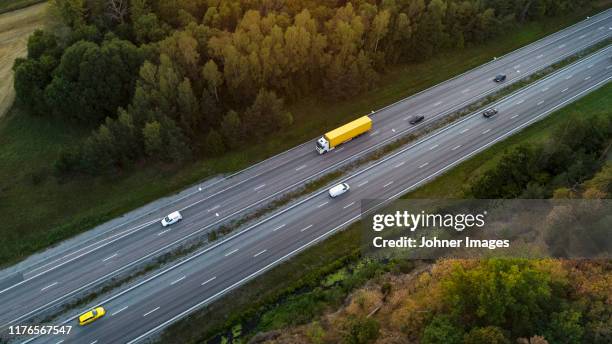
top-left (0, 0), bottom-right (46, 14)
top-left (0, 3), bottom-right (610, 267)
top-left (157, 77), bottom-right (612, 344)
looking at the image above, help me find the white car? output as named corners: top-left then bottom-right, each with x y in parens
top-left (329, 183), bottom-right (350, 198)
top-left (161, 211), bottom-right (182, 227)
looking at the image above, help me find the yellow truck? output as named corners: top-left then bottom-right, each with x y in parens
top-left (316, 116), bottom-right (372, 154)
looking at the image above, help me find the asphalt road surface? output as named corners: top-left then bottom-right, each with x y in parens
top-left (1, 8), bottom-right (611, 335)
top-left (18, 41), bottom-right (612, 344)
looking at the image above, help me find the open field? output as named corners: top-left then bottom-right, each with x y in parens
top-left (0, 0), bottom-right (46, 15)
top-left (161, 81), bottom-right (612, 343)
top-left (0, 3), bottom-right (610, 266)
top-left (0, 2), bottom-right (48, 118)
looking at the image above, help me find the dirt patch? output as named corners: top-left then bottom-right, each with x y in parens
top-left (0, 2), bottom-right (48, 118)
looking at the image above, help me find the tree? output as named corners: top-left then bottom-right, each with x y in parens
top-left (220, 110), bottom-right (242, 148)
top-left (463, 326), bottom-right (510, 344)
top-left (176, 77), bottom-right (200, 138)
top-left (202, 60), bottom-right (223, 101)
top-left (49, 0), bottom-right (86, 28)
top-left (44, 39), bottom-right (144, 123)
top-left (204, 129), bottom-right (225, 156)
top-left (421, 315), bottom-right (463, 344)
top-left (241, 89), bottom-right (292, 141)
top-left (27, 30), bottom-right (59, 59)
top-left (544, 310), bottom-right (584, 344)
top-left (143, 121), bottom-right (163, 157)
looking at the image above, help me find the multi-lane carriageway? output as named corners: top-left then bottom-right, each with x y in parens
top-left (1, 7), bottom-right (612, 341)
top-left (24, 40), bottom-right (612, 344)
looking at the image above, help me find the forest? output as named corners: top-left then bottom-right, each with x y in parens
top-left (12, 0), bottom-right (597, 175)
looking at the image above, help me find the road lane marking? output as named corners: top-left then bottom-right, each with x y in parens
top-left (254, 184), bottom-right (266, 191)
top-left (112, 306), bottom-right (128, 316)
top-left (357, 180), bottom-right (368, 187)
top-left (300, 224), bottom-right (313, 232)
top-left (429, 144), bottom-right (439, 150)
top-left (561, 87), bottom-right (568, 93)
top-left (418, 162), bottom-right (429, 168)
top-left (513, 64), bottom-right (520, 69)
top-left (587, 64), bottom-right (593, 69)
top-left (335, 147), bottom-right (345, 152)
top-left (461, 88), bottom-right (470, 93)
top-left (123, 74), bottom-right (612, 343)
top-left (383, 181), bottom-right (394, 188)
top-left (143, 307), bottom-right (159, 317)
top-left (89, 341), bottom-right (98, 344)
top-left (511, 114), bottom-right (519, 119)
top-left (158, 229), bottom-right (171, 236)
top-left (460, 128), bottom-right (469, 134)
top-left (272, 224), bottom-right (285, 231)
top-left (225, 249), bottom-right (239, 257)
top-left (201, 277), bottom-right (216, 286)
top-left (343, 202), bottom-right (355, 209)
top-left (207, 205), bottom-right (220, 212)
top-left (537, 54), bottom-right (543, 59)
top-left (102, 253), bottom-right (118, 262)
top-left (482, 129), bottom-right (491, 134)
top-left (558, 44), bottom-right (565, 49)
top-left (295, 165), bottom-right (306, 171)
top-left (392, 128), bottom-right (396, 133)
top-left (369, 130), bottom-right (379, 137)
top-left (607, 65), bottom-right (612, 70)
top-left (542, 87), bottom-right (549, 92)
top-left (55, 341), bottom-right (64, 344)
top-left (584, 76), bottom-right (591, 80)
top-left (317, 201), bottom-right (329, 208)
top-left (434, 101), bottom-right (442, 106)
top-left (395, 161), bottom-right (405, 168)
top-left (452, 145), bottom-right (462, 151)
top-left (41, 282), bottom-right (58, 292)
top-left (537, 101), bottom-right (544, 106)
top-left (254, 249), bottom-right (267, 257)
top-left (565, 74), bottom-right (573, 79)
top-left (579, 34), bottom-right (586, 39)
top-left (170, 276), bottom-right (186, 285)
top-left (516, 99), bottom-right (524, 104)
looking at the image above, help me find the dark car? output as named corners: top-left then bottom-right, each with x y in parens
top-left (493, 74), bottom-right (507, 82)
top-left (409, 114), bottom-right (425, 125)
top-left (482, 108), bottom-right (498, 118)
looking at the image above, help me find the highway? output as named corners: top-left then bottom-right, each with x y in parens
top-left (19, 42), bottom-right (612, 344)
top-left (1, 8), bottom-right (611, 334)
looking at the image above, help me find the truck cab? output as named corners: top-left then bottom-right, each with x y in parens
top-left (316, 137), bottom-right (331, 154)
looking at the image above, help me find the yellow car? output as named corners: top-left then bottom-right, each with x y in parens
top-left (78, 306), bottom-right (106, 326)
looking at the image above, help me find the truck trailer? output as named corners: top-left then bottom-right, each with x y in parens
top-left (316, 116), bottom-right (372, 154)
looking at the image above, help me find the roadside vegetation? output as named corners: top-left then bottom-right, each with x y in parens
top-left (158, 82), bottom-right (612, 343)
top-left (1, 0), bottom-right (610, 267)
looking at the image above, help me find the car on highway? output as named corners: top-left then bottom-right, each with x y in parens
top-left (329, 183), bottom-right (350, 198)
top-left (79, 306), bottom-right (105, 326)
top-left (482, 108), bottom-right (498, 118)
top-left (493, 74), bottom-right (507, 82)
top-left (161, 211), bottom-right (183, 227)
top-left (408, 114), bottom-right (425, 125)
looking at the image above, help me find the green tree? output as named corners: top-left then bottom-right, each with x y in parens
top-left (202, 60), bottom-right (223, 102)
top-left (204, 129), bottom-right (225, 156)
top-left (422, 315), bottom-right (463, 344)
top-left (143, 121), bottom-right (163, 157)
top-left (463, 326), bottom-right (510, 344)
top-left (220, 110), bottom-right (242, 148)
top-left (544, 310), bottom-right (584, 344)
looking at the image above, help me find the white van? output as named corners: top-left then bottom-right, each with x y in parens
top-left (329, 183), bottom-right (350, 198)
top-left (161, 211), bottom-right (183, 227)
